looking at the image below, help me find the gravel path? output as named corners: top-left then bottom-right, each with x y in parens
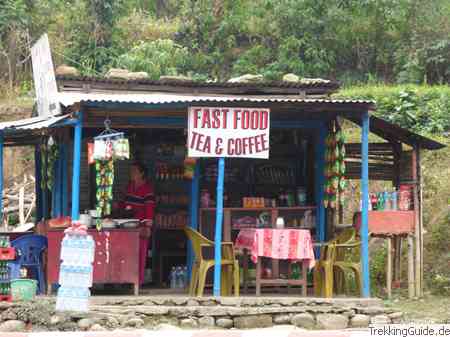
top-left (0, 327), bottom-right (370, 337)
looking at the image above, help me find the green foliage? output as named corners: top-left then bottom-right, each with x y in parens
top-left (425, 210), bottom-right (450, 295)
top-left (370, 242), bottom-right (387, 297)
top-left (3, 0), bottom-right (450, 84)
top-left (336, 85), bottom-right (450, 134)
top-left (114, 39), bottom-right (190, 80)
top-left (0, 0), bottom-right (28, 33)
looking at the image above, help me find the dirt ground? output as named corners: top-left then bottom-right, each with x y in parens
top-left (386, 294), bottom-right (450, 323)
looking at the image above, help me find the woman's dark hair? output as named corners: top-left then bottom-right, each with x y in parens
top-left (131, 161), bottom-right (148, 179)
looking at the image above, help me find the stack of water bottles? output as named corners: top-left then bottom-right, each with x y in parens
top-left (56, 232), bottom-right (95, 312)
top-left (169, 265), bottom-right (189, 289)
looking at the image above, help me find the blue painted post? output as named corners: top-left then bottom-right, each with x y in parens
top-left (71, 112), bottom-right (83, 221)
top-left (361, 111), bottom-right (371, 297)
top-left (187, 162), bottom-right (200, 278)
top-left (34, 146), bottom-right (43, 222)
top-left (213, 157), bottom-right (225, 297)
top-left (314, 124), bottom-right (326, 246)
top-left (0, 133), bottom-right (3, 222)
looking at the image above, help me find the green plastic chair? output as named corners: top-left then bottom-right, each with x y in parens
top-left (184, 227), bottom-right (239, 297)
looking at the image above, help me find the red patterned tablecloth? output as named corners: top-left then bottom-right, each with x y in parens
top-left (235, 228), bottom-right (315, 268)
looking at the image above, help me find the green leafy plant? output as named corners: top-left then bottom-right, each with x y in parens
top-left (114, 39), bottom-right (190, 79)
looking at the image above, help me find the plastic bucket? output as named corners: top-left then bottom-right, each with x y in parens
top-left (11, 279), bottom-right (37, 301)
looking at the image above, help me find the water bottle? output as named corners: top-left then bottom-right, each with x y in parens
top-left (183, 266), bottom-right (188, 289)
top-left (392, 188), bottom-right (398, 211)
top-left (176, 267), bottom-right (183, 288)
top-left (170, 267), bottom-right (176, 289)
top-left (384, 190), bottom-right (391, 211)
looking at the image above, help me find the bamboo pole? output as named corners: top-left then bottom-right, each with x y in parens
top-left (407, 235), bottom-right (415, 299)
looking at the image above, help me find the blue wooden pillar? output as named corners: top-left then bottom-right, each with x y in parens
top-left (0, 133), bottom-right (4, 222)
top-left (213, 157), bottom-right (225, 296)
top-left (314, 124), bottom-right (326, 245)
top-left (71, 111), bottom-right (83, 221)
top-left (361, 111), bottom-right (371, 297)
top-left (187, 162), bottom-right (200, 278)
top-left (34, 145), bottom-right (43, 222)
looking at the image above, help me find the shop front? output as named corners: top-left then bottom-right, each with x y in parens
top-left (0, 76), bottom-right (443, 299)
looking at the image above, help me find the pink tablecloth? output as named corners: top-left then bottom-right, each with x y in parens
top-left (235, 228), bottom-right (315, 268)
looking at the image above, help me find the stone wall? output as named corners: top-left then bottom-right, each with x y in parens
top-left (0, 297), bottom-right (403, 332)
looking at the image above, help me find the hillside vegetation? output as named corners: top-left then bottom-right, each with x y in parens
top-left (2, 0), bottom-right (450, 88)
top-left (1, 0), bottom-right (449, 296)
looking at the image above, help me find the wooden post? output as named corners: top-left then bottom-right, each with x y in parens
top-left (418, 149), bottom-right (424, 298)
top-left (34, 145), bottom-right (43, 222)
top-left (71, 111), bottom-right (83, 221)
top-left (271, 208), bottom-right (280, 283)
top-left (407, 235), bottom-right (415, 299)
top-left (361, 111), bottom-right (371, 297)
top-left (412, 147), bottom-right (421, 297)
top-left (392, 142), bottom-right (402, 282)
top-left (314, 124), bottom-right (326, 248)
top-left (187, 162), bottom-right (200, 279)
top-left (387, 237), bottom-right (392, 299)
top-left (394, 237), bottom-right (402, 282)
top-left (213, 157), bottom-right (225, 297)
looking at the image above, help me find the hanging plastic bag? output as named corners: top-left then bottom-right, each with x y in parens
top-left (113, 138), bottom-right (130, 160)
top-left (93, 139), bottom-right (107, 160)
top-left (87, 142), bottom-right (95, 164)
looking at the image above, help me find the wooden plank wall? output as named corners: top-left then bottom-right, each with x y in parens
top-left (345, 142), bottom-right (395, 181)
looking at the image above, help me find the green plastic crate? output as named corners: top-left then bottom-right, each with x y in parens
top-left (11, 279), bottom-right (37, 301)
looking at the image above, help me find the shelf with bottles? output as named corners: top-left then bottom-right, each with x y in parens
top-left (364, 184), bottom-right (414, 212)
top-left (156, 194), bottom-right (190, 210)
top-left (155, 210), bottom-right (189, 230)
top-left (0, 236), bottom-right (14, 301)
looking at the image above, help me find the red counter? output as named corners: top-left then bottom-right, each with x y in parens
top-left (47, 228), bottom-right (140, 295)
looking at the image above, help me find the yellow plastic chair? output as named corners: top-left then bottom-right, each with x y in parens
top-left (313, 241), bottom-right (336, 298)
top-left (333, 228), bottom-right (356, 290)
top-left (313, 228), bottom-right (356, 298)
top-left (184, 227), bottom-right (239, 297)
top-left (333, 239), bottom-right (362, 296)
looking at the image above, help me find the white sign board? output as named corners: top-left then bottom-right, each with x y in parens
top-left (31, 34), bottom-right (61, 116)
top-left (187, 107), bottom-right (270, 158)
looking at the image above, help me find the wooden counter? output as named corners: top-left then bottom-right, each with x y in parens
top-left (47, 228), bottom-right (140, 295)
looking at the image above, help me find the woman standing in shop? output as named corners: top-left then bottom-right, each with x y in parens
top-left (116, 161), bottom-right (155, 286)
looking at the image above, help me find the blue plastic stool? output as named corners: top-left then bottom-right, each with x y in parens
top-left (8, 235), bottom-right (48, 295)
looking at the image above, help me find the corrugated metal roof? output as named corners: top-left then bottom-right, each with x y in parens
top-left (58, 91), bottom-right (374, 107)
top-left (0, 114), bottom-right (70, 131)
